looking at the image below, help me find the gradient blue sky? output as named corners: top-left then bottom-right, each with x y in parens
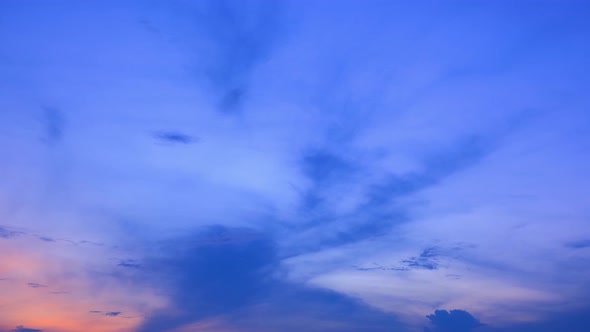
top-left (1, 1), bottom-right (590, 331)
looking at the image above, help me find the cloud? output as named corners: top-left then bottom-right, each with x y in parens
top-left (287, 134), bottom-right (497, 256)
top-left (26, 283), bottom-right (47, 288)
top-left (135, 226), bottom-right (406, 332)
top-left (78, 240), bottom-right (104, 246)
top-left (218, 87), bottom-right (245, 112)
top-left (89, 310), bottom-right (122, 317)
top-left (226, 285), bottom-right (406, 332)
top-left (12, 326), bottom-right (42, 332)
top-left (153, 131), bottom-right (197, 144)
top-left (0, 226), bottom-right (70, 245)
top-left (352, 246), bottom-right (459, 272)
top-left (138, 18), bottom-right (161, 35)
top-left (565, 240), bottom-right (590, 249)
top-left (117, 259), bottom-right (141, 269)
top-left (136, 226), bottom-right (278, 331)
top-left (37, 236), bottom-right (55, 242)
top-left (41, 106), bottom-right (64, 145)
top-left (367, 135), bottom-right (493, 207)
top-left (296, 149), bottom-right (358, 219)
top-left (192, 0), bottom-right (284, 113)
top-left (301, 149), bottom-right (356, 186)
top-left (401, 247), bottom-right (440, 270)
top-left (426, 309), bottom-right (484, 332)
top-left (0, 226), bottom-right (23, 239)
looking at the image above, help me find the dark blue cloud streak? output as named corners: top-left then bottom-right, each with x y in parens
top-left (288, 134), bottom-right (497, 255)
top-left (153, 131), bottom-right (196, 144)
top-left (425, 309), bottom-right (484, 332)
top-left (11, 327), bottom-right (43, 332)
top-left (193, 0), bottom-right (284, 113)
top-left (135, 226), bottom-right (406, 332)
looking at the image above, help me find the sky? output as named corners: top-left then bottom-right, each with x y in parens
top-left (1, 0), bottom-right (590, 331)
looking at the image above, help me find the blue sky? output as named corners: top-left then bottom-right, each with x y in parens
top-left (1, 1), bottom-right (590, 331)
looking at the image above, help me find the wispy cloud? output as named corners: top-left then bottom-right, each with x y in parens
top-left (12, 326), bottom-right (43, 332)
top-left (401, 247), bottom-right (440, 271)
top-left (89, 310), bottom-right (123, 317)
top-left (40, 106), bottom-right (64, 145)
top-left (565, 240), bottom-right (590, 249)
top-left (135, 226), bottom-right (406, 332)
top-left (0, 226), bottom-right (23, 239)
top-left (193, 0), bottom-right (284, 113)
top-left (37, 236), bottom-right (56, 242)
top-left (105, 312), bottom-right (122, 317)
top-left (26, 283), bottom-right (47, 289)
top-left (153, 131), bottom-right (197, 145)
top-left (49, 291), bottom-right (69, 295)
top-left (117, 259), bottom-right (141, 269)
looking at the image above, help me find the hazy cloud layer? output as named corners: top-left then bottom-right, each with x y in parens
top-left (136, 226), bottom-right (407, 332)
top-left (0, 0), bottom-right (589, 331)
